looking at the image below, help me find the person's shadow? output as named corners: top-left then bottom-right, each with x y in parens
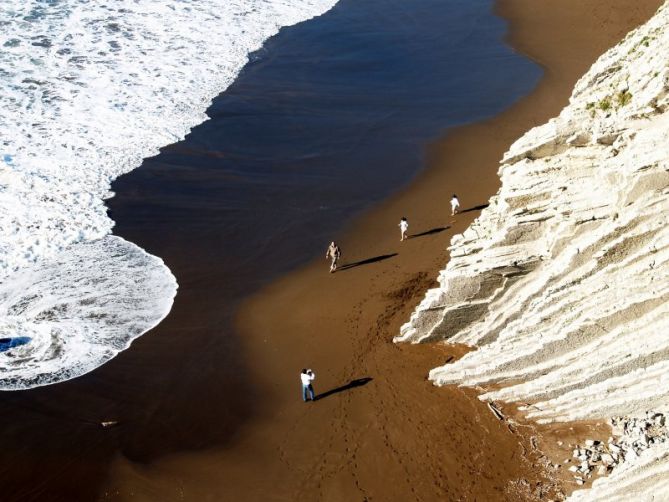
top-left (410, 226), bottom-right (449, 239)
top-left (461, 203), bottom-right (489, 213)
top-left (315, 377), bottom-right (373, 401)
top-left (338, 255), bottom-right (396, 271)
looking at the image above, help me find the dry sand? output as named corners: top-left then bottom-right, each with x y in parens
top-left (99, 1), bottom-right (661, 500)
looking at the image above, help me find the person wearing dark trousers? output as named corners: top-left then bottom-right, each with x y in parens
top-left (301, 368), bottom-right (315, 401)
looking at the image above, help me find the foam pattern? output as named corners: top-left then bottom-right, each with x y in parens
top-left (0, 0), bottom-right (338, 277)
top-left (0, 0), bottom-right (338, 388)
top-left (0, 236), bottom-right (176, 389)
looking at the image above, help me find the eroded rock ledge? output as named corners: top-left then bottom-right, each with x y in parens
top-left (397, 2), bottom-right (669, 499)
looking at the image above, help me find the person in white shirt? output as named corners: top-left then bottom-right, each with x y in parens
top-left (450, 194), bottom-right (460, 216)
top-left (399, 217), bottom-right (409, 241)
top-left (301, 368), bottom-right (316, 402)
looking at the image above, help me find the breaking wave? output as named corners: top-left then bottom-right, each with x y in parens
top-left (0, 236), bottom-right (176, 389)
top-left (0, 0), bottom-right (339, 389)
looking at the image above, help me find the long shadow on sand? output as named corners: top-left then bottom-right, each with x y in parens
top-left (338, 254), bottom-right (397, 271)
top-left (461, 203), bottom-right (489, 213)
top-left (410, 226), bottom-right (450, 239)
top-left (315, 377), bottom-right (373, 401)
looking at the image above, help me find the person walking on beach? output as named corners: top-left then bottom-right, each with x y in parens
top-left (326, 241), bottom-right (341, 273)
top-left (450, 194), bottom-right (460, 216)
top-left (399, 217), bottom-right (409, 241)
top-left (301, 368), bottom-right (316, 402)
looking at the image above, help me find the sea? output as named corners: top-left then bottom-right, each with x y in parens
top-left (0, 0), bottom-right (540, 393)
top-left (0, 0), bottom-right (340, 389)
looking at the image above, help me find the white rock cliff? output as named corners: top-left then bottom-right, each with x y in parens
top-left (397, 2), bottom-right (669, 499)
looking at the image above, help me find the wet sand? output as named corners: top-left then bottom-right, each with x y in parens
top-left (98, 0), bottom-right (661, 500)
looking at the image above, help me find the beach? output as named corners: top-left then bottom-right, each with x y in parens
top-left (0, 0), bottom-right (661, 500)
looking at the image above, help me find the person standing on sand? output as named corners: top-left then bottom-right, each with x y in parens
top-left (301, 369), bottom-right (316, 402)
top-left (399, 217), bottom-right (409, 241)
top-left (326, 241), bottom-right (341, 273)
top-left (450, 194), bottom-right (460, 216)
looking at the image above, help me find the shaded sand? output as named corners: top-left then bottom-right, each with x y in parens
top-left (97, 0), bottom-right (661, 500)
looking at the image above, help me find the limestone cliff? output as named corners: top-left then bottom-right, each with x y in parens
top-left (397, 2), bottom-right (669, 498)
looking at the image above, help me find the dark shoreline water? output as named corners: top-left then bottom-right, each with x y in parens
top-left (0, 0), bottom-right (539, 499)
top-left (110, 0), bottom-right (540, 288)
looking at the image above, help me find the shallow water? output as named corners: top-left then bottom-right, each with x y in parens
top-left (111, 0), bottom-right (540, 291)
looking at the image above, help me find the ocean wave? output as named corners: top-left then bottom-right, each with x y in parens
top-left (0, 236), bottom-right (176, 390)
top-left (0, 0), bottom-right (339, 389)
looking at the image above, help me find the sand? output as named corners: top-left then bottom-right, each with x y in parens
top-left (94, 0), bottom-right (661, 500)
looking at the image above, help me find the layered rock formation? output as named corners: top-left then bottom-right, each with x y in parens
top-left (397, 2), bottom-right (669, 498)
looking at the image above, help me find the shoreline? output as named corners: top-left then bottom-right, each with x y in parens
top-left (0, 0), bottom-right (342, 391)
top-left (1, 1), bottom-right (543, 499)
top-left (100, 0), bottom-right (661, 500)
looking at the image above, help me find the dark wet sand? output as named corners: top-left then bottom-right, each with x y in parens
top-left (0, 0), bottom-right (661, 501)
top-left (99, 1), bottom-right (660, 501)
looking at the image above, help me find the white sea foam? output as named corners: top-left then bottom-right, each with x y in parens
top-left (0, 0), bottom-right (339, 389)
top-left (0, 236), bottom-right (176, 389)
